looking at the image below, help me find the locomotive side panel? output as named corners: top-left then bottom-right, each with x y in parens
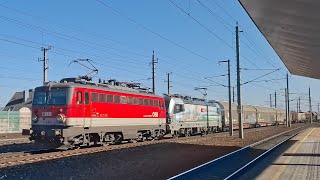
top-left (166, 97), bottom-right (222, 135)
top-left (67, 87), bottom-right (166, 127)
top-left (68, 87), bottom-right (166, 140)
top-left (171, 103), bottom-right (221, 127)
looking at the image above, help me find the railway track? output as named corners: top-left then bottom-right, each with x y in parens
top-left (0, 137), bottom-right (176, 168)
top-left (0, 124), bottom-right (274, 150)
top-left (0, 128), bottom-right (237, 148)
top-left (0, 124), bottom-right (305, 169)
top-left (169, 124), bottom-right (314, 180)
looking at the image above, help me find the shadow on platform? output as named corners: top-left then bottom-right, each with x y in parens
top-left (237, 139), bottom-right (298, 180)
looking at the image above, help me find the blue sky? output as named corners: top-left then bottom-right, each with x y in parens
top-left (0, 0), bottom-right (319, 111)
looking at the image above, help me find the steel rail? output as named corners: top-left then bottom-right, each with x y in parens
top-left (224, 127), bottom-right (305, 179)
top-left (0, 124), bottom-right (307, 169)
top-left (169, 124), bottom-right (310, 180)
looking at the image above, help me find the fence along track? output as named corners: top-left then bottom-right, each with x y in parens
top-left (169, 124), bottom-right (311, 180)
top-left (0, 109), bottom-right (31, 134)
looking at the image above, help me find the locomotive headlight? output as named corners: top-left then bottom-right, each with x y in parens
top-left (32, 115), bottom-right (38, 123)
top-left (56, 114), bottom-right (66, 123)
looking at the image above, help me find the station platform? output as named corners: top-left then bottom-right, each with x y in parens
top-left (239, 126), bottom-right (320, 180)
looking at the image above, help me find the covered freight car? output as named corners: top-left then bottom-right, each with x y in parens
top-left (215, 101), bottom-right (254, 130)
top-left (242, 105), bottom-right (257, 128)
top-left (275, 109), bottom-right (286, 125)
top-left (213, 101), bottom-right (237, 130)
top-left (255, 106), bottom-right (277, 126)
top-left (215, 101), bottom-right (286, 129)
top-left (292, 112), bottom-right (308, 123)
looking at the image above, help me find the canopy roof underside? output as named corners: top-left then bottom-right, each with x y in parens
top-left (239, 0), bottom-right (320, 79)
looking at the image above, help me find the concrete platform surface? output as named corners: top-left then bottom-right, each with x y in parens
top-left (239, 127), bottom-right (320, 180)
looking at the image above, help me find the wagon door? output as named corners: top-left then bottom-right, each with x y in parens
top-left (83, 92), bottom-right (92, 127)
top-left (75, 90), bottom-right (85, 127)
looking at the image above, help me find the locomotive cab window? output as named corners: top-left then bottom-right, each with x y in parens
top-left (76, 91), bottom-right (83, 104)
top-left (33, 88), bottom-right (67, 105)
top-left (33, 91), bottom-right (46, 105)
top-left (174, 104), bottom-right (185, 113)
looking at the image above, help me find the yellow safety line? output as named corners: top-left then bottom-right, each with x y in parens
top-left (272, 128), bottom-right (316, 180)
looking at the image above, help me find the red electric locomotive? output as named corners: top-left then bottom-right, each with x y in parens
top-left (30, 77), bottom-right (166, 149)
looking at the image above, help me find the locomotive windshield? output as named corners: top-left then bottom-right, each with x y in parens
top-left (33, 88), bottom-right (67, 105)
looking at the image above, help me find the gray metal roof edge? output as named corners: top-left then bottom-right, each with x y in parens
top-left (237, 0), bottom-right (291, 74)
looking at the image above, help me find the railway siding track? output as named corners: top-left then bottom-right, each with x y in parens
top-left (169, 124), bottom-right (313, 180)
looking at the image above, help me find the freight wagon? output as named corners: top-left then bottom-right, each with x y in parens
top-left (215, 101), bottom-right (286, 129)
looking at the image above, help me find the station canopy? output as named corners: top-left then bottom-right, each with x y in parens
top-left (239, 0), bottom-right (320, 79)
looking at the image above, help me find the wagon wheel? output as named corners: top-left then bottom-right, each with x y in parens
top-left (70, 145), bottom-right (81, 150)
top-left (200, 128), bottom-right (207, 136)
top-left (172, 131), bottom-right (179, 138)
top-left (185, 129), bottom-right (191, 137)
top-left (140, 136), bottom-right (146, 142)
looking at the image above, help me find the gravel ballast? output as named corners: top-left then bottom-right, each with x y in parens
top-left (0, 123), bottom-right (310, 180)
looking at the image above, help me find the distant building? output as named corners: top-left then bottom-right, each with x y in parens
top-left (3, 89), bottom-right (34, 111)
